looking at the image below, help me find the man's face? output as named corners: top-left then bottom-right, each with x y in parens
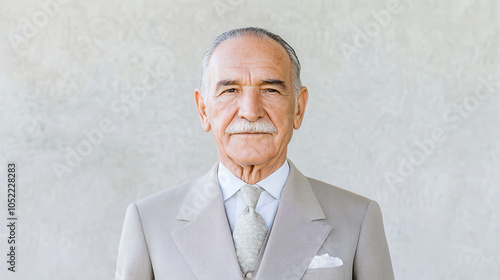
top-left (195, 36), bottom-right (308, 167)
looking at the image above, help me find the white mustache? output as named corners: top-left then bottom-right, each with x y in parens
top-left (225, 120), bottom-right (277, 134)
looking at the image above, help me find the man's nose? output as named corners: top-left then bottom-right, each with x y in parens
top-left (237, 88), bottom-right (264, 121)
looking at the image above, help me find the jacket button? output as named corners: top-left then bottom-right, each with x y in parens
top-left (245, 271), bottom-right (254, 279)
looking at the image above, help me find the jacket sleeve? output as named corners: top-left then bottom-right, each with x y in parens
top-left (353, 200), bottom-right (394, 280)
top-left (115, 203), bottom-right (154, 280)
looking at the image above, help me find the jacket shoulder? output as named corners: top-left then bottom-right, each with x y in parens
top-left (306, 177), bottom-right (374, 221)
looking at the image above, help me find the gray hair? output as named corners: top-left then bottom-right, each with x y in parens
top-left (200, 27), bottom-right (302, 99)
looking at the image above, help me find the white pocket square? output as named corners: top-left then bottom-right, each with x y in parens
top-left (308, 253), bottom-right (343, 269)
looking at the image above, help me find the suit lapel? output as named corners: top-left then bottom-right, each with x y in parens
top-left (256, 160), bottom-right (333, 280)
top-left (171, 163), bottom-right (243, 280)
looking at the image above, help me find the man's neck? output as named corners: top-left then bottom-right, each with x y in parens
top-left (219, 153), bottom-right (288, 185)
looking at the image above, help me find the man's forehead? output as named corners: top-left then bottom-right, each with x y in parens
top-left (213, 63), bottom-right (284, 76)
top-left (210, 36), bottom-right (289, 66)
top-left (207, 36), bottom-right (292, 80)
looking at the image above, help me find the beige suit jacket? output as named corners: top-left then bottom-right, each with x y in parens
top-left (115, 160), bottom-right (394, 280)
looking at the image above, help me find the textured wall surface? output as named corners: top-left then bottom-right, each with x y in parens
top-left (1, 0), bottom-right (499, 279)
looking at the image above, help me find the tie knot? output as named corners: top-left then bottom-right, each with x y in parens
top-left (240, 184), bottom-right (263, 209)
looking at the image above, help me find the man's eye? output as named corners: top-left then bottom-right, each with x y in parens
top-left (264, 88), bottom-right (278, 93)
top-left (224, 88), bottom-right (237, 93)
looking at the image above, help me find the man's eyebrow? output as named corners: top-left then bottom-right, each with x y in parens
top-left (216, 79), bottom-right (239, 89)
top-left (260, 79), bottom-right (286, 89)
top-left (215, 79), bottom-right (287, 89)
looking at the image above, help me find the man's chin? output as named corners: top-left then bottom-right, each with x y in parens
top-left (227, 152), bottom-right (273, 167)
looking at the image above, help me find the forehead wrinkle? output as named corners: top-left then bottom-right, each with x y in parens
top-left (220, 39), bottom-right (286, 58)
top-left (207, 36), bottom-right (292, 92)
top-left (211, 36), bottom-right (289, 69)
top-left (218, 66), bottom-right (283, 84)
top-left (221, 61), bottom-right (281, 72)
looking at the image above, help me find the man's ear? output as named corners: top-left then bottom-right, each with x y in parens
top-left (195, 89), bottom-right (211, 132)
top-left (293, 86), bottom-right (309, 130)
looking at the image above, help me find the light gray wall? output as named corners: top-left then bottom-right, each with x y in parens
top-left (1, 0), bottom-right (499, 279)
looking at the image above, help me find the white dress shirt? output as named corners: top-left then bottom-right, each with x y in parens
top-left (217, 161), bottom-right (290, 232)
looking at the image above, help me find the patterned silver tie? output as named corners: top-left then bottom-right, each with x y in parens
top-left (232, 184), bottom-right (267, 274)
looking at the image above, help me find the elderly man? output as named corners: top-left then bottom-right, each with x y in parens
top-left (115, 27), bottom-right (394, 280)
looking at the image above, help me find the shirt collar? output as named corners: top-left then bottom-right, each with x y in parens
top-left (217, 160), bottom-right (290, 201)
